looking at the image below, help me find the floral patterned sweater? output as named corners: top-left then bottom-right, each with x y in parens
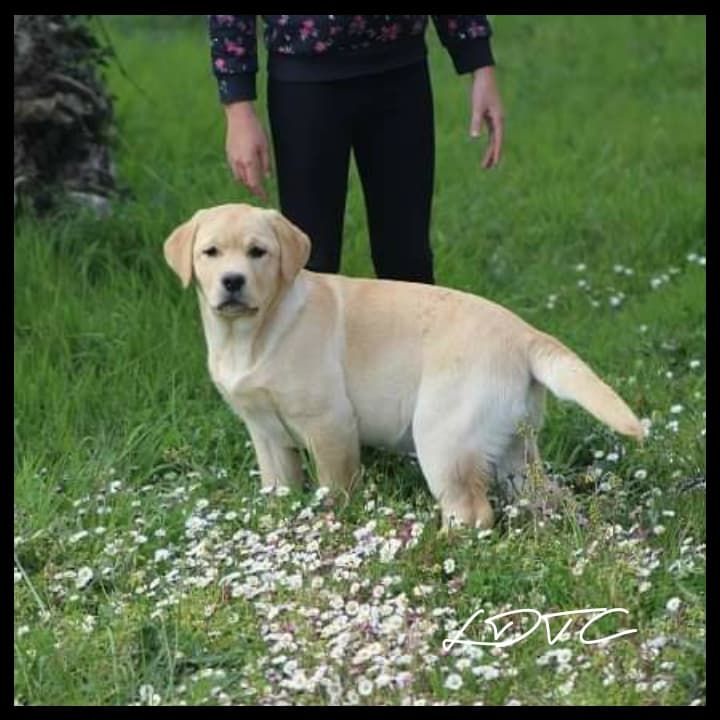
top-left (209, 15), bottom-right (494, 104)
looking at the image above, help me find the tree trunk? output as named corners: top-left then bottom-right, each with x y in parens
top-left (14, 15), bottom-right (119, 216)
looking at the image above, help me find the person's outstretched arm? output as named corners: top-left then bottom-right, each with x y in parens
top-left (209, 15), bottom-right (271, 199)
top-left (431, 15), bottom-right (504, 169)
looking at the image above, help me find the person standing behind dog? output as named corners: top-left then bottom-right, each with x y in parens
top-left (208, 15), bottom-right (504, 284)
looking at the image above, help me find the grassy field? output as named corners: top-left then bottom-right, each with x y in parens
top-left (14, 15), bottom-right (705, 706)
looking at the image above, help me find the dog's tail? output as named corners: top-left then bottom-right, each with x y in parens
top-left (528, 331), bottom-right (645, 441)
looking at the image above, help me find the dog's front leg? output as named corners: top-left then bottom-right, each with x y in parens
top-left (246, 424), bottom-right (304, 490)
top-left (305, 419), bottom-right (361, 496)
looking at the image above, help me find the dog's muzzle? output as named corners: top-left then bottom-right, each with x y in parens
top-left (215, 272), bottom-right (258, 316)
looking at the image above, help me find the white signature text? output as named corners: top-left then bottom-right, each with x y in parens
top-left (443, 607), bottom-right (638, 651)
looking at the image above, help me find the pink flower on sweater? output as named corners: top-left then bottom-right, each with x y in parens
top-left (380, 23), bottom-right (400, 41)
top-left (300, 19), bottom-right (317, 41)
top-left (468, 20), bottom-right (487, 39)
top-left (349, 15), bottom-right (366, 34)
top-left (224, 39), bottom-right (246, 56)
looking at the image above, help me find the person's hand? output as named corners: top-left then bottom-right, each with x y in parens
top-left (469, 66), bottom-right (504, 169)
top-left (224, 101), bottom-right (272, 200)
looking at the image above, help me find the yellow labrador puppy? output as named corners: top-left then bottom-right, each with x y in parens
top-left (164, 203), bottom-right (644, 529)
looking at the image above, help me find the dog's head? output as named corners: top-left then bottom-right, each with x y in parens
top-left (163, 204), bottom-right (311, 319)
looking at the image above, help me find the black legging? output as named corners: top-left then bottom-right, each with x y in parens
top-left (268, 60), bottom-right (435, 284)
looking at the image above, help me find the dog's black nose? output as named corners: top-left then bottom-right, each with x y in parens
top-left (222, 273), bottom-right (245, 293)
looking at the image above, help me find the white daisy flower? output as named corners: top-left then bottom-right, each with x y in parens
top-left (75, 566), bottom-right (94, 589)
top-left (444, 673), bottom-right (463, 691)
top-left (357, 677), bottom-right (374, 696)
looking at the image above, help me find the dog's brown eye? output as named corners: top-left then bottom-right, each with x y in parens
top-left (248, 246), bottom-right (267, 259)
top-left (203, 246), bottom-right (219, 257)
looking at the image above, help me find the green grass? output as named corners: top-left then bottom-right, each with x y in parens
top-left (14, 15), bottom-right (705, 706)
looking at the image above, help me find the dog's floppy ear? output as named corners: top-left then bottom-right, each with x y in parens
top-left (163, 213), bottom-right (200, 288)
top-left (267, 209), bottom-right (311, 283)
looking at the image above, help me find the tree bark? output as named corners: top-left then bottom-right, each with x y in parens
top-left (14, 15), bottom-right (119, 216)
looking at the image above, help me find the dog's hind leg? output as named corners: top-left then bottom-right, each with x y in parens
top-left (412, 389), bottom-right (505, 529)
top-left (412, 423), bottom-right (496, 529)
top-left (421, 449), bottom-right (496, 529)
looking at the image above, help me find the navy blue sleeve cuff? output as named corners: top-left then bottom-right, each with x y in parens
top-left (446, 37), bottom-right (495, 74)
top-left (218, 74), bottom-right (257, 104)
